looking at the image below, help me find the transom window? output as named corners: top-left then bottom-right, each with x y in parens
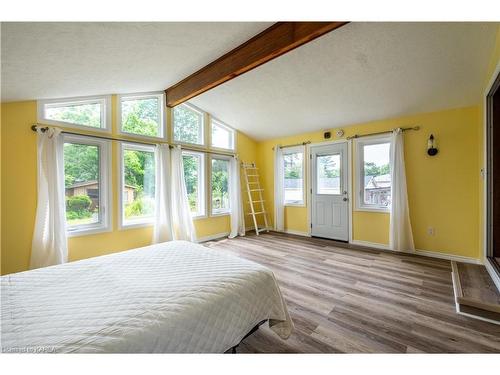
top-left (282, 146), bottom-right (305, 205)
top-left (210, 157), bottom-right (230, 215)
top-left (63, 135), bottom-right (111, 235)
top-left (119, 143), bottom-right (156, 227)
top-left (356, 137), bottom-right (392, 211)
top-left (182, 151), bottom-right (205, 217)
top-left (119, 93), bottom-right (165, 139)
top-left (211, 119), bottom-right (235, 150)
top-left (172, 103), bottom-right (204, 145)
top-left (38, 95), bottom-right (111, 131)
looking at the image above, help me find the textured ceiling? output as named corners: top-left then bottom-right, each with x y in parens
top-left (190, 22), bottom-right (498, 140)
top-left (2, 22), bottom-right (498, 141)
top-left (0, 22), bottom-right (272, 101)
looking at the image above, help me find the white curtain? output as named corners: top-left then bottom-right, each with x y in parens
top-left (152, 144), bottom-right (174, 243)
top-left (273, 145), bottom-right (284, 231)
top-left (30, 128), bottom-right (68, 269)
top-left (229, 156), bottom-right (245, 238)
top-left (170, 146), bottom-right (196, 242)
top-left (389, 128), bottom-right (415, 252)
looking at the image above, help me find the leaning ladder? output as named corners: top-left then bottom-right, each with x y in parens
top-left (241, 162), bottom-right (270, 235)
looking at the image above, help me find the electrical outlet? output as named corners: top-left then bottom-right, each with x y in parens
top-left (427, 227), bottom-right (435, 236)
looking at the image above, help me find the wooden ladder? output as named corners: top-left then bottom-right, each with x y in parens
top-left (241, 162), bottom-right (270, 235)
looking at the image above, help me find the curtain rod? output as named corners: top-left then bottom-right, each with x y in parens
top-left (31, 125), bottom-right (236, 158)
top-left (272, 141), bottom-right (311, 151)
top-left (346, 126), bottom-right (420, 140)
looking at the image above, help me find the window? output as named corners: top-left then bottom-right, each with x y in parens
top-left (63, 135), bottom-right (111, 235)
top-left (182, 151), bottom-right (205, 217)
top-left (356, 137), bottom-right (392, 211)
top-left (210, 119), bottom-right (235, 150)
top-left (120, 143), bottom-right (156, 227)
top-left (118, 93), bottom-right (165, 139)
top-left (210, 157), bottom-right (230, 215)
top-left (316, 153), bottom-right (341, 195)
top-left (172, 103), bottom-right (204, 145)
top-left (38, 95), bottom-right (111, 131)
top-left (283, 147), bottom-right (305, 205)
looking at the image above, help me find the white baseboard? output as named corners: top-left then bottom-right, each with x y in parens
top-left (197, 232), bottom-right (230, 243)
top-left (484, 258), bottom-right (500, 291)
top-left (350, 240), bottom-right (391, 251)
top-left (283, 229), bottom-right (311, 237)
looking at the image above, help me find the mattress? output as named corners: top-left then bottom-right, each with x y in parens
top-left (1, 240), bottom-right (293, 353)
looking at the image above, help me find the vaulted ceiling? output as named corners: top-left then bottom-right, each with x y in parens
top-left (2, 22), bottom-right (497, 140)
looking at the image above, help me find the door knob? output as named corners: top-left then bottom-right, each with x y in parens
top-left (343, 197), bottom-right (348, 202)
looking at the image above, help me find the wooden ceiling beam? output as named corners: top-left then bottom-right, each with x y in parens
top-left (165, 22), bottom-right (349, 107)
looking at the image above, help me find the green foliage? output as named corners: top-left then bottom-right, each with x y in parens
top-left (364, 162), bottom-right (390, 176)
top-left (64, 144), bottom-right (99, 187)
top-left (284, 153), bottom-right (302, 179)
top-left (121, 98), bottom-right (159, 137)
top-left (66, 195), bottom-right (93, 221)
top-left (173, 105), bottom-right (201, 144)
top-left (46, 103), bottom-right (101, 128)
top-left (211, 159), bottom-right (229, 209)
top-left (183, 155), bottom-right (199, 212)
top-left (125, 194), bottom-right (154, 218)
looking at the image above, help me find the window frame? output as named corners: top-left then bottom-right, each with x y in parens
top-left (355, 135), bottom-right (392, 213)
top-left (282, 145), bottom-right (306, 207)
top-left (171, 103), bottom-right (206, 147)
top-left (117, 92), bottom-right (166, 140)
top-left (209, 154), bottom-right (232, 217)
top-left (63, 134), bottom-right (112, 237)
top-left (182, 150), bottom-right (206, 219)
top-left (118, 142), bottom-right (157, 229)
top-left (38, 95), bottom-right (111, 132)
top-left (209, 117), bottom-right (236, 151)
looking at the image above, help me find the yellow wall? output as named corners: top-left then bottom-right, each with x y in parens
top-left (0, 98), bottom-right (258, 275)
top-left (257, 106), bottom-right (482, 258)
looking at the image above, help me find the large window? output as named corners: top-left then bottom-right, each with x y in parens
top-left (120, 143), bottom-right (156, 227)
top-left (356, 137), bottom-right (392, 211)
top-left (63, 135), bottom-right (111, 235)
top-left (172, 103), bottom-right (204, 145)
top-left (183, 151), bottom-right (205, 217)
top-left (38, 95), bottom-right (111, 131)
top-left (211, 157), bottom-right (230, 215)
top-left (210, 119), bottom-right (235, 150)
top-left (283, 146), bottom-right (305, 205)
top-left (118, 93), bottom-right (165, 139)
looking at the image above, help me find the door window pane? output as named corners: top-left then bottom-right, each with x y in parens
top-left (211, 158), bottom-right (230, 214)
top-left (64, 143), bottom-right (100, 227)
top-left (317, 154), bottom-right (341, 195)
top-left (283, 152), bottom-right (304, 204)
top-left (122, 147), bottom-right (156, 224)
top-left (173, 104), bottom-right (204, 145)
top-left (183, 152), bottom-right (205, 216)
top-left (121, 95), bottom-right (163, 138)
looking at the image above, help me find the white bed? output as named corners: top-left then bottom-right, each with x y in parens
top-left (1, 240), bottom-right (293, 353)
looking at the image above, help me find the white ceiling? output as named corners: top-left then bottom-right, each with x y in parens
top-left (191, 22), bottom-right (498, 140)
top-left (0, 22), bottom-right (272, 101)
top-left (2, 22), bottom-right (498, 141)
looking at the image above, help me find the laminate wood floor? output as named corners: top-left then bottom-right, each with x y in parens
top-left (204, 232), bottom-right (500, 353)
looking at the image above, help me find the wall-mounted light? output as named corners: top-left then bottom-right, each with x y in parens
top-left (427, 134), bottom-right (438, 156)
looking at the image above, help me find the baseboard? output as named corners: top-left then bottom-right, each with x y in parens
top-left (350, 240), bottom-right (391, 251)
top-left (485, 258), bottom-right (500, 292)
top-left (414, 249), bottom-right (482, 265)
top-left (197, 232), bottom-right (230, 243)
top-left (283, 229), bottom-right (311, 237)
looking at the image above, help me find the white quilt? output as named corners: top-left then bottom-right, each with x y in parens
top-left (1, 241), bottom-right (293, 353)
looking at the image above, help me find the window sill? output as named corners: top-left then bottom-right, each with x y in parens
top-left (355, 206), bottom-right (390, 214)
top-left (119, 221), bottom-right (154, 230)
top-left (117, 129), bottom-right (167, 142)
top-left (193, 214), bottom-right (208, 221)
top-left (285, 203), bottom-right (306, 207)
top-left (67, 226), bottom-right (112, 238)
top-left (210, 212), bottom-right (231, 218)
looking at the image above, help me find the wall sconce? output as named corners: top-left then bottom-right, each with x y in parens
top-left (427, 134), bottom-right (438, 156)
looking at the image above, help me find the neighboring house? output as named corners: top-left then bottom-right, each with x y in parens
top-left (364, 173), bottom-right (391, 206)
top-left (66, 180), bottom-right (137, 208)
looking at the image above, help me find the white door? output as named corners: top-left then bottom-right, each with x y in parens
top-left (311, 143), bottom-right (349, 241)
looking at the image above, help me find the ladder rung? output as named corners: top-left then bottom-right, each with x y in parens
top-left (256, 227), bottom-right (269, 233)
top-left (248, 181), bottom-right (259, 184)
top-left (247, 211), bottom-right (266, 215)
top-left (248, 189), bottom-right (264, 192)
top-left (246, 174), bottom-right (259, 177)
top-left (245, 167), bottom-right (259, 170)
top-left (247, 200), bottom-right (265, 203)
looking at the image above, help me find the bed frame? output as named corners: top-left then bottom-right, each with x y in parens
top-left (227, 320), bottom-right (267, 353)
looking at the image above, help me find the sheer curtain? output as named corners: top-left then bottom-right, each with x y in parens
top-left (152, 144), bottom-right (174, 243)
top-left (170, 146), bottom-right (196, 242)
top-left (229, 156), bottom-right (245, 238)
top-left (389, 128), bottom-right (415, 252)
top-left (273, 145), bottom-right (284, 231)
top-left (30, 127), bottom-right (68, 269)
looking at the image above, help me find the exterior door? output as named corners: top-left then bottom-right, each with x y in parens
top-left (311, 142), bottom-right (349, 241)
